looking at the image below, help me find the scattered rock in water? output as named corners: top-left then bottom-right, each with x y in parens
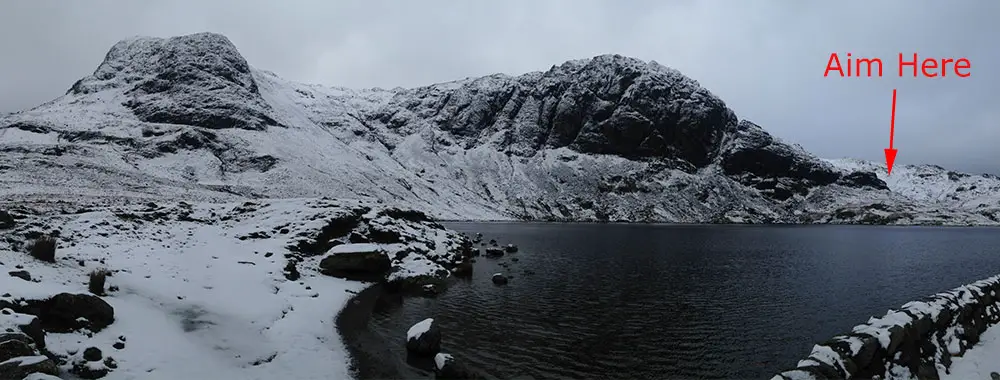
top-left (484, 247), bottom-right (504, 258)
top-left (318, 244), bottom-right (391, 281)
top-left (421, 284), bottom-right (439, 297)
top-left (435, 352), bottom-right (480, 380)
top-left (488, 239), bottom-right (497, 246)
top-left (504, 244), bottom-right (518, 253)
top-left (405, 318), bottom-right (442, 356)
top-left (451, 261), bottom-right (473, 278)
top-left (7, 270), bottom-right (31, 282)
top-left (510, 257), bottom-right (519, 262)
top-left (472, 233), bottom-right (482, 243)
top-left (492, 273), bottom-right (509, 285)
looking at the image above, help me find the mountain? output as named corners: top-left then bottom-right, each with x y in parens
top-left (2, 32), bottom-right (999, 225)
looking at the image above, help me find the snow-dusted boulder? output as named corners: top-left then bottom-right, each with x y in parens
top-left (318, 244), bottom-right (391, 281)
top-left (0, 355), bottom-right (59, 379)
top-left (29, 293), bottom-right (114, 333)
top-left (0, 310), bottom-right (44, 349)
top-left (406, 318), bottom-right (442, 356)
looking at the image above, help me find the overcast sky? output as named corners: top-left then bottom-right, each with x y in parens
top-left (1, 1), bottom-right (997, 173)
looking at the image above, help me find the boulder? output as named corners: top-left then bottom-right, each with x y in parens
top-left (0, 211), bottom-right (14, 230)
top-left (30, 293), bottom-right (115, 333)
top-left (451, 261), bottom-right (473, 278)
top-left (319, 244), bottom-right (391, 281)
top-left (7, 271), bottom-right (31, 282)
top-left (435, 353), bottom-right (480, 380)
top-left (0, 339), bottom-right (34, 363)
top-left (504, 244), bottom-right (518, 253)
top-left (405, 318), bottom-right (442, 356)
top-left (0, 311), bottom-right (45, 349)
top-left (0, 355), bottom-right (59, 379)
top-left (484, 247), bottom-right (504, 258)
top-left (491, 273), bottom-right (509, 285)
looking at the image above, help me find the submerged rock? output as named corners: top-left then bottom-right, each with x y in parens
top-left (405, 318), bottom-right (442, 356)
top-left (491, 273), bottom-right (509, 285)
top-left (451, 261), bottom-right (474, 278)
top-left (504, 244), bottom-right (518, 253)
top-left (435, 353), bottom-right (480, 380)
top-left (484, 247), bottom-right (504, 258)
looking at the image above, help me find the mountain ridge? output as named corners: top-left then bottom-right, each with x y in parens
top-left (2, 32), bottom-right (999, 225)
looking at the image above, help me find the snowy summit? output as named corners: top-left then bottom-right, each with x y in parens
top-left (1, 32), bottom-right (997, 225)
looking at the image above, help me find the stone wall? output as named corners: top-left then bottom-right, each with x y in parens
top-left (773, 275), bottom-right (1000, 380)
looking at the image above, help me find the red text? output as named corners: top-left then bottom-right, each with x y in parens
top-left (897, 53), bottom-right (971, 78)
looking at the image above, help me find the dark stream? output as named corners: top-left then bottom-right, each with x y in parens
top-left (342, 223), bottom-right (1000, 380)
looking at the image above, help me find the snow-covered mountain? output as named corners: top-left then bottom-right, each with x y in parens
top-left (2, 32), bottom-right (999, 225)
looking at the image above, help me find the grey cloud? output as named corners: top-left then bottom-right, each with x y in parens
top-left (1, 0), bottom-right (997, 173)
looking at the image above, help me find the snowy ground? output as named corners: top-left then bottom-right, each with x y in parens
top-left (941, 328), bottom-right (1000, 379)
top-left (0, 198), bottom-right (468, 379)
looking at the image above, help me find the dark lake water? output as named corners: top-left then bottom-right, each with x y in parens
top-left (347, 223), bottom-right (1000, 380)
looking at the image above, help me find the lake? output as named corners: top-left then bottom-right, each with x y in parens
top-left (344, 223), bottom-right (1000, 379)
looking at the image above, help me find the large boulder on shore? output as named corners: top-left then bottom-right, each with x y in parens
top-left (21, 293), bottom-right (115, 333)
top-left (318, 244), bottom-right (391, 281)
top-left (406, 318), bottom-right (442, 356)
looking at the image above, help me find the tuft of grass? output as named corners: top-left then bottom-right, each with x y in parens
top-left (88, 269), bottom-right (112, 295)
top-left (29, 236), bottom-right (57, 263)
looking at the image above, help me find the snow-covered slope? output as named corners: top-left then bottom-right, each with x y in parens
top-left (0, 198), bottom-right (471, 379)
top-left (2, 32), bottom-right (998, 225)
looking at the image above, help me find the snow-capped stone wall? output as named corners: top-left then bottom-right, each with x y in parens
top-left (773, 275), bottom-right (1000, 379)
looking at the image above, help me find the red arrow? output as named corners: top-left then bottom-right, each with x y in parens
top-left (884, 89), bottom-right (898, 175)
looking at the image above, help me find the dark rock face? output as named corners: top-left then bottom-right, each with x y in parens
top-left (378, 54), bottom-right (737, 167)
top-left (69, 33), bottom-right (280, 131)
top-left (837, 171), bottom-right (890, 190)
top-left (0, 211), bottom-right (14, 230)
top-left (719, 120), bottom-right (842, 200)
top-left (319, 251), bottom-right (391, 281)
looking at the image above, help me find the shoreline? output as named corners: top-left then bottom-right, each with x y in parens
top-left (337, 282), bottom-right (428, 380)
top-left (336, 283), bottom-right (387, 380)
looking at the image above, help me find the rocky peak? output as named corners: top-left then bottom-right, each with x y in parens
top-left (375, 53), bottom-right (737, 167)
top-left (68, 32), bottom-right (280, 131)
